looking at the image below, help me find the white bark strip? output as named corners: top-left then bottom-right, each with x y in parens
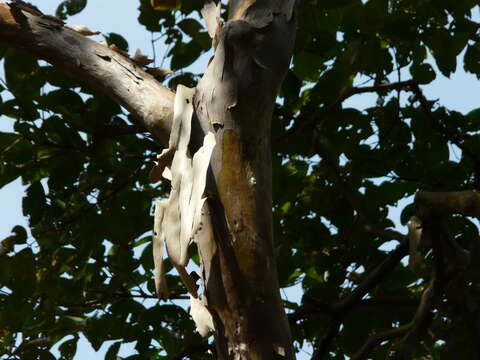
top-left (151, 85), bottom-right (216, 305)
top-left (153, 199), bottom-right (169, 298)
top-left (189, 294), bottom-right (215, 337)
top-left (201, 1), bottom-right (222, 48)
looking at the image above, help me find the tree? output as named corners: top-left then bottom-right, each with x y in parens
top-left (0, 0), bottom-right (479, 359)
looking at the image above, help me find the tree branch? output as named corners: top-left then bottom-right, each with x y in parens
top-left (311, 317), bottom-right (342, 360)
top-left (278, 80), bottom-right (417, 139)
top-left (352, 323), bottom-right (411, 360)
top-left (168, 343), bottom-right (214, 360)
top-left (0, 2), bottom-right (174, 145)
top-left (335, 240), bottom-right (409, 312)
top-left (409, 83), bottom-right (480, 167)
top-left (304, 239), bottom-right (409, 359)
top-left (344, 80), bottom-right (417, 101)
top-left (415, 190), bottom-right (480, 219)
top-left (389, 278), bottom-right (439, 360)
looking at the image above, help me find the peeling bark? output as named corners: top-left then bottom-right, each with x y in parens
top-left (0, 2), bottom-right (174, 144)
top-left (193, 1), bottom-right (298, 358)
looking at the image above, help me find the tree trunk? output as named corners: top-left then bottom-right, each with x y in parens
top-left (193, 1), bottom-right (297, 358)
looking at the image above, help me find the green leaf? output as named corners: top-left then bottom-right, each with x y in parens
top-left (410, 63), bottom-right (436, 84)
top-left (138, 0), bottom-right (166, 32)
top-left (293, 51), bottom-right (323, 81)
top-left (177, 18), bottom-right (202, 37)
top-left (56, 0), bottom-right (88, 20)
top-left (58, 336), bottom-right (78, 360)
top-left (10, 225), bottom-right (27, 244)
top-left (4, 49), bottom-right (43, 99)
top-left (464, 44), bottom-right (480, 78)
top-left (22, 181), bottom-right (46, 226)
top-left (168, 72), bottom-right (197, 89)
top-left (104, 33), bottom-right (129, 52)
top-left (140, 242), bottom-right (154, 271)
top-left (151, 0), bottom-right (180, 11)
top-left (169, 41), bottom-right (203, 70)
top-left (400, 203), bottom-right (415, 225)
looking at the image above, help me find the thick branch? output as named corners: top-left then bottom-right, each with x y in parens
top-left (0, 2), bottom-right (174, 145)
top-left (415, 190), bottom-right (480, 218)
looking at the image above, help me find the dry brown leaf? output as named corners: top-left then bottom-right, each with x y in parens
top-left (132, 48), bottom-right (154, 66)
top-left (69, 25), bottom-right (100, 36)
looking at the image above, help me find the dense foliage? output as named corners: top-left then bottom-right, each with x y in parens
top-left (1, 0), bottom-right (480, 359)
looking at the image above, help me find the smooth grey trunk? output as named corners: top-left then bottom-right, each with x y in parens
top-left (193, 1), bottom-right (298, 358)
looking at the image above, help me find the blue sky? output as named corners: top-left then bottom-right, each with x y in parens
top-left (0, 1), bottom-right (479, 359)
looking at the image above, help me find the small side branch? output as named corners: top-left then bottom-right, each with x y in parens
top-left (305, 239), bottom-right (408, 359)
top-left (168, 343), bottom-right (214, 360)
top-left (409, 83), bottom-right (480, 167)
top-left (347, 80), bottom-right (417, 100)
top-left (353, 277), bottom-right (438, 360)
top-left (389, 278), bottom-right (438, 360)
top-left (336, 240), bottom-right (408, 311)
top-left (278, 80), bottom-right (417, 139)
top-left (325, 80), bottom-right (417, 115)
top-left (352, 323), bottom-right (411, 360)
top-left (311, 317), bottom-right (342, 360)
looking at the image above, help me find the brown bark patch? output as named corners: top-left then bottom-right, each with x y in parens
top-left (0, 4), bottom-right (17, 25)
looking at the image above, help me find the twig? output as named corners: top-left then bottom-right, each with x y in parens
top-left (279, 80), bottom-right (417, 140)
top-left (388, 278), bottom-right (438, 360)
top-left (346, 80), bottom-right (416, 99)
top-left (289, 296), bottom-right (418, 323)
top-left (304, 239), bottom-right (409, 358)
top-left (352, 323), bottom-right (411, 360)
top-left (168, 343), bottom-right (214, 360)
top-left (335, 240), bottom-right (408, 311)
top-left (311, 317), bottom-right (342, 360)
top-left (409, 83), bottom-right (480, 166)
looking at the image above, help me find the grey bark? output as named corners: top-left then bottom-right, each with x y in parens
top-left (193, 1), bottom-right (298, 358)
top-left (0, 2), bottom-right (174, 144)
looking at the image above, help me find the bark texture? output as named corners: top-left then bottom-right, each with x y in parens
top-left (0, 2), bottom-right (174, 144)
top-left (193, 1), bottom-right (298, 358)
